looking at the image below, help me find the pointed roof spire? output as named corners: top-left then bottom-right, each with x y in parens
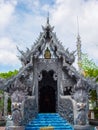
top-left (77, 16), bottom-right (81, 46)
top-left (47, 12), bottom-right (49, 25)
top-left (76, 16), bottom-right (82, 72)
top-left (42, 12), bottom-right (54, 32)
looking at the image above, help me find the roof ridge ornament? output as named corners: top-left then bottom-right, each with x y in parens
top-left (42, 13), bottom-right (54, 32)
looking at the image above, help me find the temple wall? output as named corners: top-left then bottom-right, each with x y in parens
top-left (4, 92), bottom-right (9, 118)
top-left (21, 96), bottom-right (38, 125)
top-left (62, 71), bottom-right (76, 95)
top-left (58, 95), bottom-right (77, 125)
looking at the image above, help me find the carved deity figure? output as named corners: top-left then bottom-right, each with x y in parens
top-left (73, 79), bottom-right (88, 125)
top-left (12, 103), bottom-right (22, 126)
top-left (11, 90), bottom-right (25, 126)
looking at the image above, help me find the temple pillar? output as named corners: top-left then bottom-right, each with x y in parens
top-left (4, 92), bottom-right (9, 118)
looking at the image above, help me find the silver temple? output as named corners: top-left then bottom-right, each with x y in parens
top-left (0, 17), bottom-right (98, 129)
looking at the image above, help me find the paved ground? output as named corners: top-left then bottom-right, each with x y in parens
top-left (0, 127), bottom-right (5, 130)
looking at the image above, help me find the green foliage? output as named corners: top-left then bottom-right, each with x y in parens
top-left (0, 98), bottom-right (3, 111)
top-left (0, 70), bottom-right (18, 79)
top-left (90, 90), bottom-right (97, 102)
top-left (81, 53), bottom-right (97, 69)
top-left (81, 53), bottom-right (98, 78)
top-left (0, 91), bottom-right (4, 112)
top-left (94, 109), bottom-right (98, 119)
top-left (0, 90), bottom-right (4, 95)
top-left (0, 120), bottom-right (6, 126)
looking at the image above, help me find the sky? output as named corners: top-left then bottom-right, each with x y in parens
top-left (0, 0), bottom-right (98, 72)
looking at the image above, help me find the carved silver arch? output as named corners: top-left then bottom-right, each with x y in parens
top-left (37, 72), bottom-right (42, 81)
top-left (53, 72), bottom-right (58, 81)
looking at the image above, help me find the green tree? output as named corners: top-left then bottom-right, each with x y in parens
top-left (80, 53), bottom-right (98, 78)
top-left (0, 70), bottom-right (18, 79)
top-left (0, 90), bottom-right (4, 113)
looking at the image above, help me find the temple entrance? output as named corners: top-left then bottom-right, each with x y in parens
top-left (38, 70), bottom-right (57, 113)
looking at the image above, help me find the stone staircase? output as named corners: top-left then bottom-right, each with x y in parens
top-left (25, 113), bottom-right (74, 130)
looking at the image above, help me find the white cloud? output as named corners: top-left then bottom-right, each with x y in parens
top-left (85, 45), bottom-right (98, 61)
top-left (0, 37), bottom-right (20, 66)
top-left (0, 0), bottom-right (17, 30)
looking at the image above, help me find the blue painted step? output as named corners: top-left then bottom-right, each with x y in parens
top-left (25, 113), bottom-right (74, 130)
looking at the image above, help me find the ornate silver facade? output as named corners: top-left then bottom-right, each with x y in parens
top-left (0, 18), bottom-right (98, 129)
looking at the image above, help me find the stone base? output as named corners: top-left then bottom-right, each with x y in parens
top-left (74, 125), bottom-right (91, 130)
top-left (7, 126), bottom-right (24, 130)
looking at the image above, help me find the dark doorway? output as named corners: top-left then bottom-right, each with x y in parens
top-left (38, 70), bottom-right (57, 113)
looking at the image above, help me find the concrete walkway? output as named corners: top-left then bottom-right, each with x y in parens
top-left (0, 127), bottom-right (5, 130)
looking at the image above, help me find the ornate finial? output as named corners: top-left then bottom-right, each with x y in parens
top-left (77, 16), bottom-right (81, 41)
top-left (47, 12), bottom-right (49, 24)
top-left (42, 12), bottom-right (54, 32)
top-left (76, 16), bottom-right (82, 73)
